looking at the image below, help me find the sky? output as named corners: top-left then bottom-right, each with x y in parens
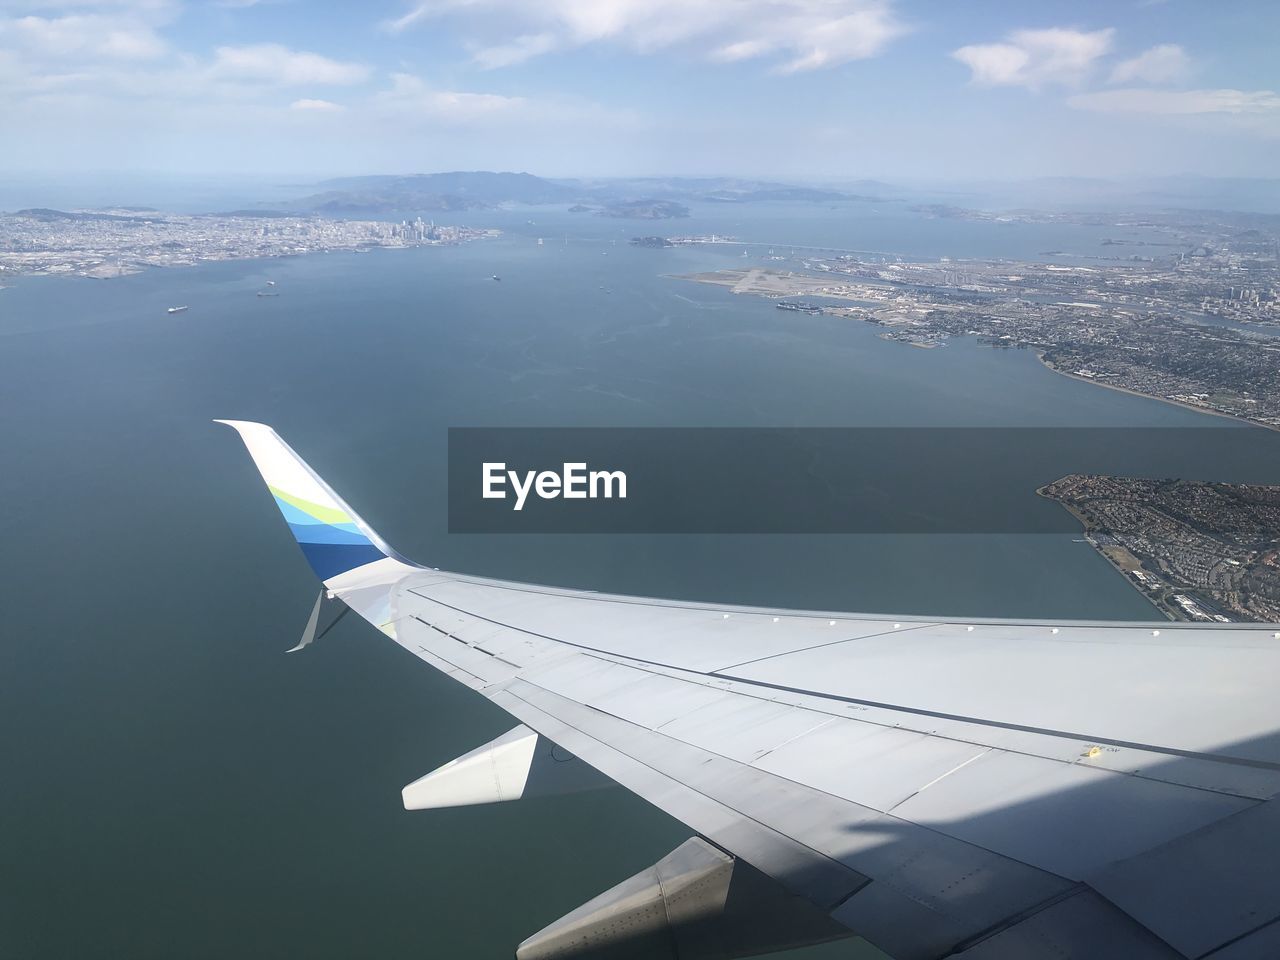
top-left (1, 0), bottom-right (1279, 183)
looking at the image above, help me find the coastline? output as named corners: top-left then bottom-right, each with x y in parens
top-left (1033, 349), bottom-right (1280, 434)
top-left (681, 266), bottom-right (1279, 435)
top-left (1034, 483), bottom-right (1174, 621)
top-left (0, 226), bottom-right (501, 282)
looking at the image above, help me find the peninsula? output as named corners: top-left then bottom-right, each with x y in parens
top-left (0, 209), bottom-right (497, 279)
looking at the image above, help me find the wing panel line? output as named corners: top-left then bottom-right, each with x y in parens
top-left (402, 586), bottom-right (1280, 774)
top-left (713, 622), bottom-right (938, 672)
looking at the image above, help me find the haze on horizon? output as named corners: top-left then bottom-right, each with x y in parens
top-left (1, 0), bottom-right (1278, 184)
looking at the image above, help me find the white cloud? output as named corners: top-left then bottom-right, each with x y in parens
top-left (1, 12), bottom-right (167, 59)
top-left (385, 0), bottom-right (907, 73)
top-left (373, 72), bottom-right (528, 120)
top-left (1068, 87), bottom-right (1280, 115)
top-left (384, 2), bottom-right (432, 33)
top-left (0, 0), bottom-right (176, 10)
top-left (210, 43), bottom-right (370, 86)
top-left (709, 38), bottom-right (772, 63)
top-left (290, 97), bottom-right (343, 111)
top-left (470, 32), bottom-right (556, 69)
top-left (1109, 43), bottom-right (1189, 85)
top-left (366, 71), bottom-right (641, 139)
top-left (952, 27), bottom-right (1114, 90)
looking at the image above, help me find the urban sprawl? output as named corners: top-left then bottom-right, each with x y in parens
top-left (1041, 475), bottom-right (1280, 623)
top-left (0, 209), bottom-right (496, 280)
top-left (682, 207), bottom-right (1280, 429)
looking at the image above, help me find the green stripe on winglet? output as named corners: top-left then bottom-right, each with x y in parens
top-left (268, 485), bottom-right (353, 525)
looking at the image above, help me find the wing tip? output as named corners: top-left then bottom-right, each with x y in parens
top-left (217, 418), bottom-right (421, 580)
top-left (214, 418), bottom-right (270, 434)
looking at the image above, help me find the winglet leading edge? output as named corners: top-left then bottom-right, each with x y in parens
top-left (215, 420), bottom-right (415, 582)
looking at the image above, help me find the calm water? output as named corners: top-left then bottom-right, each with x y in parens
top-left (3, 206), bottom-right (1277, 959)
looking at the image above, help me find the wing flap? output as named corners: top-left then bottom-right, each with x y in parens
top-left (487, 683), bottom-right (869, 912)
top-left (499, 675), bottom-right (1080, 957)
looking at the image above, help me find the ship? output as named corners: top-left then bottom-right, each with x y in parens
top-left (166, 305), bottom-right (189, 314)
top-left (775, 300), bottom-right (823, 315)
top-left (257, 291), bottom-right (279, 298)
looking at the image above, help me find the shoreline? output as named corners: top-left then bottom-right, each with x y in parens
top-left (0, 228), bottom-right (500, 283)
top-left (679, 267), bottom-right (1279, 435)
top-left (1033, 350), bottom-right (1280, 434)
top-left (1034, 483), bottom-right (1175, 621)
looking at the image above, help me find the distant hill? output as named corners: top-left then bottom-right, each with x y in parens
top-left (213, 209), bottom-right (299, 218)
top-left (823, 179), bottom-right (901, 198)
top-left (563, 176), bottom-right (887, 203)
top-left (271, 172), bottom-right (888, 215)
top-left (926, 176), bottom-right (1280, 214)
top-left (280, 171), bottom-right (580, 214)
top-left (702, 187), bottom-right (851, 202)
top-left (13, 208), bottom-right (163, 222)
top-left (596, 199), bottom-right (689, 220)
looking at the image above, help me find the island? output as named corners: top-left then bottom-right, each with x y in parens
top-left (627, 234), bottom-right (737, 249)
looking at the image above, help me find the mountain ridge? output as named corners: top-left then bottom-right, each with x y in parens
top-left (270, 171), bottom-right (894, 216)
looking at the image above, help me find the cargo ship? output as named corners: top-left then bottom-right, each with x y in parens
top-left (775, 300), bottom-right (823, 315)
top-left (166, 305), bottom-right (189, 314)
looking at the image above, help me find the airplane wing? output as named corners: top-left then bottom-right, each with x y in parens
top-left (218, 420), bottom-right (1280, 960)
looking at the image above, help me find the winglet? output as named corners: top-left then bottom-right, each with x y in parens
top-left (216, 420), bottom-right (414, 582)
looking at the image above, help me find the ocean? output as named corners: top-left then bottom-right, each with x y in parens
top-left (2, 202), bottom-right (1277, 959)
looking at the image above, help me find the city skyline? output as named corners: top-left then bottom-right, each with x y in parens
top-left (1, 0), bottom-right (1279, 182)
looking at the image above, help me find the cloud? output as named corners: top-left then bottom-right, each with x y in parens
top-left (385, 0), bottom-right (907, 73)
top-left (373, 72), bottom-right (528, 120)
top-left (709, 38), bottom-right (772, 63)
top-left (0, 0), bottom-right (176, 10)
top-left (1109, 43), bottom-right (1189, 85)
top-left (365, 71), bottom-right (641, 140)
top-left (470, 32), bottom-right (556, 69)
top-left (1068, 87), bottom-right (1280, 115)
top-left (210, 43), bottom-right (370, 86)
top-left (952, 27), bottom-right (1113, 89)
top-left (290, 97), bottom-right (343, 111)
top-left (384, 2), bottom-right (432, 33)
top-left (1, 12), bottom-right (167, 59)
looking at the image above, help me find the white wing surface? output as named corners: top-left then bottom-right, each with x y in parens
top-left (220, 421), bottom-right (1280, 960)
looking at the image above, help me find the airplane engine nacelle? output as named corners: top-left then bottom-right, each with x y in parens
top-left (516, 837), bottom-right (852, 960)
